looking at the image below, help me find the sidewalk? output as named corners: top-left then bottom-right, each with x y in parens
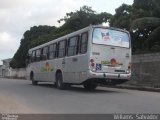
top-left (105, 84), bottom-right (160, 92)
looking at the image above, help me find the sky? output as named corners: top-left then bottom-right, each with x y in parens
top-left (0, 0), bottom-right (133, 65)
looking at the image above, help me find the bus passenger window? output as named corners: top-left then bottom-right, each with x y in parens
top-left (36, 49), bottom-right (41, 61)
top-left (42, 46), bottom-right (49, 60)
top-left (49, 44), bottom-right (56, 59)
top-left (58, 40), bottom-right (66, 58)
top-left (31, 51), bottom-right (36, 62)
top-left (67, 36), bottom-right (79, 56)
top-left (80, 32), bottom-right (88, 54)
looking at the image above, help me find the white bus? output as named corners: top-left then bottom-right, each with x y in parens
top-left (26, 25), bottom-right (131, 90)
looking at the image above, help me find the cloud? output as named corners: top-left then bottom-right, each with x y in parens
top-left (0, 0), bottom-right (87, 28)
top-left (0, 0), bottom-right (87, 39)
top-left (0, 0), bottom-right (87, 64)
top-left (0, 32), bottom-right (20, 65)
top-left (0, 32), bottom-right (19, 54)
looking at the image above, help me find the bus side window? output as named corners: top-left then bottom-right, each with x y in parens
top-left (42, 46), bottom-right (49, 60)
top-left (67, 36), bottom-right (79, 56)
top-left (36, 49), bottom-right (41, 62)
top-left (57, 40), bottom-right (66, 58)
top-left (80, 32), bottom-right (88, 54)
top-left (49, 43), bottom-right (57, 59)
top-left (31, 51), bottom-right (36, 62)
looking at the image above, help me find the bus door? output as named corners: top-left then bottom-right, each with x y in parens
top-left (64, 36), bottom-right (79, 83)
top-left (64, 33), bottom-right (89, 83)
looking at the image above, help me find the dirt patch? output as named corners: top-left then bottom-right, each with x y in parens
top-left (0, 94), bottom-right (33, 113)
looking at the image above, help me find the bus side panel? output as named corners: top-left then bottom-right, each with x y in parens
top-left (64, 54), bottom-right (89, 84)
top-left (29, 62), bottom-right (42, 81)
top-left (63, 30), bottom-right (92, 84)
top-left (47, 59), bottom-right (57, 82)
top-left (38, 60), bottom-right (55, 82)
top-left (78, 54), bottom-right (90, 83)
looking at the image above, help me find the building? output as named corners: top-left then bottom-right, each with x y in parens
top-left (0, 65), bottom-right (3, 77)
top-left (0, 58), bottom-right (26, 78)
top-left (0, 58), bottom-right (12, 77)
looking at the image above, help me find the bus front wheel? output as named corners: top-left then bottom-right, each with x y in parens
top-left (56, 72), bottom-right (65, 90)
top-left (83, 82), bottom-right (98, 90)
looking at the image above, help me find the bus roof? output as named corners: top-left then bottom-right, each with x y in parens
top-left (28, 25), bottom-right (129, 53)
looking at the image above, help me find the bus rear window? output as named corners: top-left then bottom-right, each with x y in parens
top-left (93, 28), bottom-right (130, 48)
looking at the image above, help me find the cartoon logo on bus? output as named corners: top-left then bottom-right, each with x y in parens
top-left (41, 62), bottom-right (54, 72)
top-left (101, 29), bottom-right (111, 41)
top-left (101, 58), bottom-right (123, 67)
top-left (101, 32), bottom-right (110, 41)
top-left (110, 58), bottom-right (117, 65)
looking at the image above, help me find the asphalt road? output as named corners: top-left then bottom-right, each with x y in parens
top-left (0, 78), bottom-right (160, 114)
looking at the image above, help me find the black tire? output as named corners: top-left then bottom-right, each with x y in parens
top-left (30, 73), bottom-right (38, 85)
top-left (56, 72), bottom-right (66, 90)
top-left (83, 82), bottom-right (98, 90)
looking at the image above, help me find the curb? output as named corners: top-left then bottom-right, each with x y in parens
top-left (103, 85), bottom-right (160, 92)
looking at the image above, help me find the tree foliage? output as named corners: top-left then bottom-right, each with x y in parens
top-left (110, 4), bottom-right (132, 30)
top-left (10, 25), bottom-right (55, 68)
top-left (111, 0), bottom-right (160, 53)
top-left (58, 6), bottom-right (112, 30)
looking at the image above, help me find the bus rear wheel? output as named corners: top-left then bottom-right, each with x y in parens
top-left (83, 82), bottom-right (98, 90)
top-left (30, 72), bottom-right (38, 85)
top-left (56, 72), bottom-right (66, 90)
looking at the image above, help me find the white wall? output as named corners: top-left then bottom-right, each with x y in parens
top-left (10, 68), bottom-right (26, 78)
top-left (1, 68), bottom-right (26, 78)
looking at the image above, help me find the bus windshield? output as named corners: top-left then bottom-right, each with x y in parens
top-left (93, 28), bottom-right (130, 48)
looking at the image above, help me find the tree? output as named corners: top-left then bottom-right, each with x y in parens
top-left (110, 0), bottom-right (160, 53)
top-left (10, 25), bottom-right (55, 68)
top-left (130, 0), bottom-right (160, 53)
top-left (110, 4), bottom-right (132, 30)
top-left (59, 6), bottom-right (112, 31)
